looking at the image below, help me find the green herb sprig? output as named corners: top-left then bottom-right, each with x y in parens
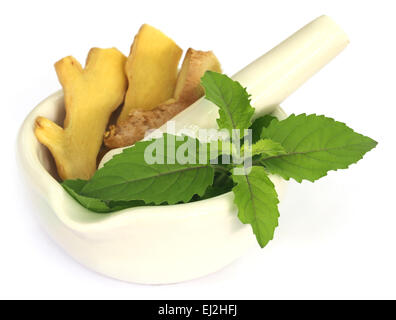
top-left (62, 71), bottom-right (377, 248)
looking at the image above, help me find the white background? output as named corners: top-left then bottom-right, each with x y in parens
top-left (2, 0), bottom-right (395, 299)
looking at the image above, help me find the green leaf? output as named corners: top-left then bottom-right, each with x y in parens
top-left (193, 171), bottom-right (234, 201)
top-left (107, 199), bottom-right (148, 211)
top-left (232, 166), bottom-right (280, 248)
top-left (250, 114), bottom-right (277, 143)
top-left (201, 71), bottom-right (255, 134)
top-left (62, 179), bottom-right (113, 213)
top-left (81, 134), bottom-right (214, 205)
top-left (242, 138), bottom-right (286, 158)
top-left (260, 114), bottom-right (378, 182)
top-left (62, 179), bottom-right (145, 213)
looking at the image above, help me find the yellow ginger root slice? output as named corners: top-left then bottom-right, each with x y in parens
top-left (118, 24), bottom-right (183, 123)
top-left (104, 49), bottom-right (221, 148)
top-left (35, 48), bottom-right (127, 180)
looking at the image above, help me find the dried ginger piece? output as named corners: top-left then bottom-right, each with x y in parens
top-left (104, 48), bottom-right (221, 148)
top-left (35, 48), bottom-right (127, 180)
top-left (118, 24), bottom-right (183, 123)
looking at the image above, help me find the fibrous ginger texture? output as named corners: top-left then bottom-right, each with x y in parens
top-left (35, 48), bottom-right (127, 180)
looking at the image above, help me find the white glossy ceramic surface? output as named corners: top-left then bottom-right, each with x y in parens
top-left (17, 15), bottom-right (348, 284)
top-left (18, 91), bottom-right (286, 284)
